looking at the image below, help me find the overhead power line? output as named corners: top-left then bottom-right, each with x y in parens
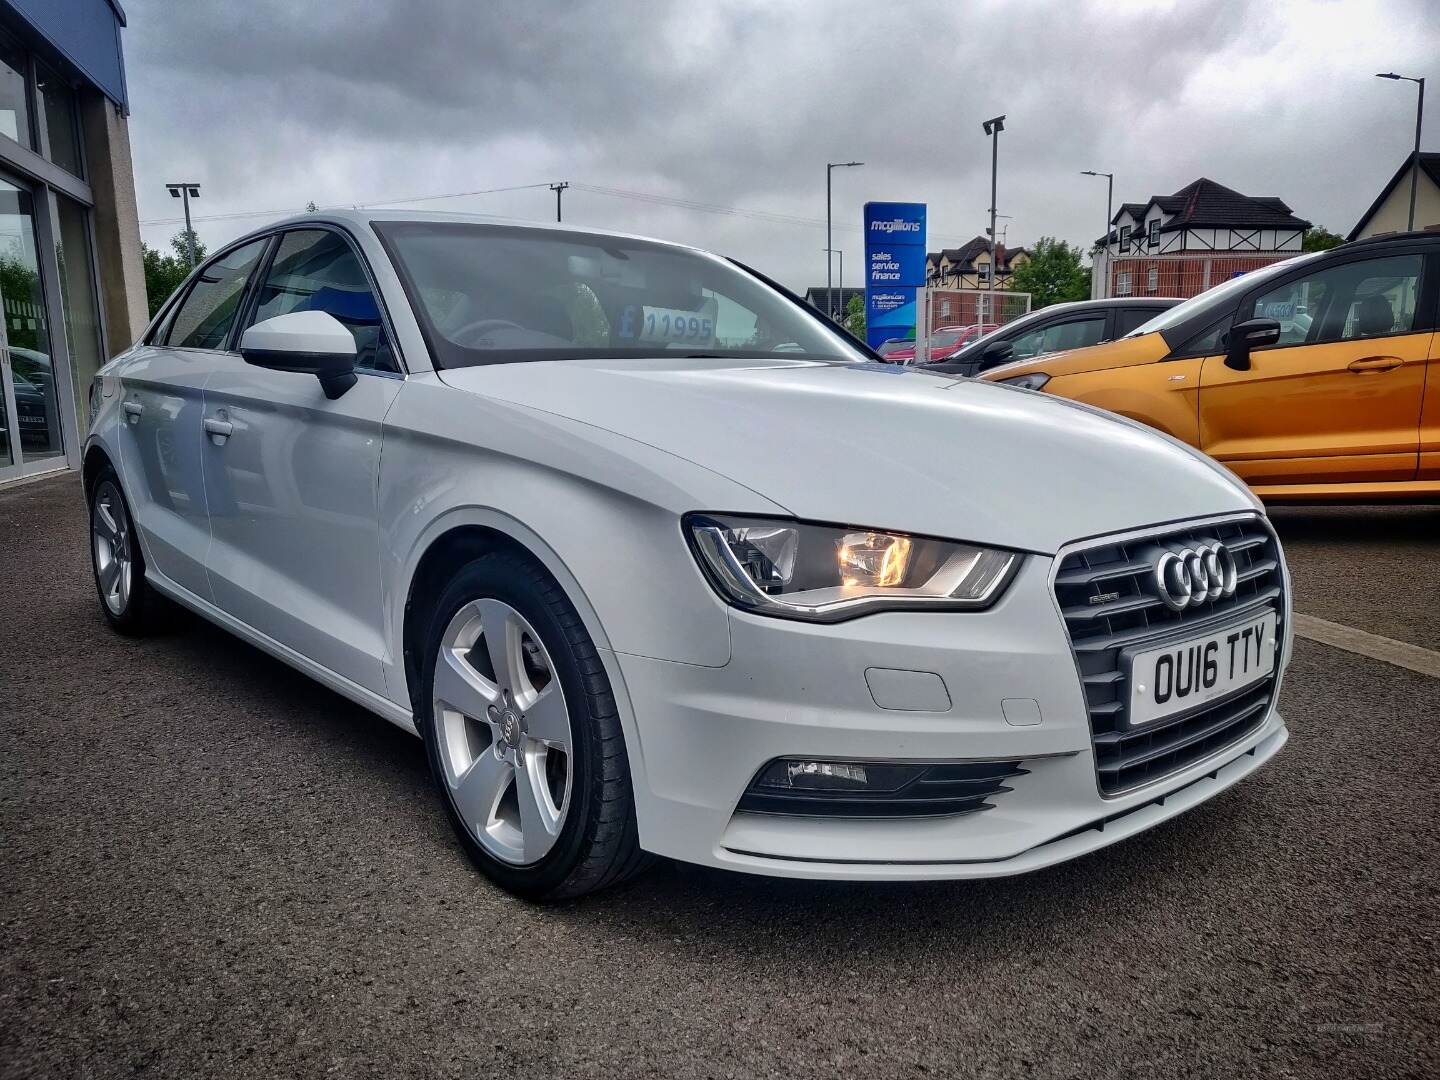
top-left (141, 178), bottom-right (977, 246)
top-left (139, 182), bottom-right (555, 227)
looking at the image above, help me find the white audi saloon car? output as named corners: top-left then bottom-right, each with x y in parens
top-left (83, 210), bottom-right (1290, 898)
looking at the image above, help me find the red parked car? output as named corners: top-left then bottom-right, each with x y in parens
top-left (879, 324), bottom-right (997, 364)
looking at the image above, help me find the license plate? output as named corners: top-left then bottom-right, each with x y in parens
top-left (1128, 610), bottom-right (1277, 727)
top-left (18, 414), bottom-right (44, 425)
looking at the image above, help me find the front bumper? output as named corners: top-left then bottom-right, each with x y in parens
top-left (613, 554), bottom-right (1288, 880)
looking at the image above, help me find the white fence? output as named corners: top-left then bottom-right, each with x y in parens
top-left (915, 288), bottom-right (1031, 363)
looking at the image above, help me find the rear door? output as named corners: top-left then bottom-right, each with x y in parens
top-left (116, 239), bottom-right (268, 598)
top-left (1198, 251), bottom-right (1429, 486)
top-left (201, 226), bottom-right (403, 695)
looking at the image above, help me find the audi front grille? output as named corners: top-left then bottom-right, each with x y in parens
top-left (1053, 516), bottom-right (1285, 795)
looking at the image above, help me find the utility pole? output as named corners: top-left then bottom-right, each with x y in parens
top-left (550, 181), bottom-right (570, 222)
top-left (981, 117), bottom-right (1005, 325)
top-left (165, 182), bottom-right (201, 267)
top-left (826, 161), bottom-right (863, 319)
top-left (1081, 170), bottom-right (1113, 297)
top-left (1375, 73), bottom-right (1426, 230)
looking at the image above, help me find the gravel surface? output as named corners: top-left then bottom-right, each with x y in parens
top-left (2, 475), bottom-right (1436, 1079)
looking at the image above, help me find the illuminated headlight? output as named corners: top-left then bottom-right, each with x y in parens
top-left (685, 513), bottom-right (1020, 622)
top-left (998, 372), bottom-right (1050, 391)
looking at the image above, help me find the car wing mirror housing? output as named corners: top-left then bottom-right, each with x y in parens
top-left (240, 311), bottom-right (358, 398)
top-left (1223, 318), bottom-right (1281, 371)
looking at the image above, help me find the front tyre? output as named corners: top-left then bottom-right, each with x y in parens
top-left (419, 551), bottom-right (651, 900)
top-left (89, 466), bottom-right (167, 635)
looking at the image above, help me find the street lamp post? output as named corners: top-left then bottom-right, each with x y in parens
top-left (1081, 170), bottom-right (1114, 297)
top-left (165, 182), bottom-right (201, 267)
top-left (826, 161), bottom-right (863, 319)
top-left (823, 247), bottom-right (844, 321)
top-left (1375, 72), bottom-right (1426, 230)
top-left (981, 116), bottom-right (1005, 324)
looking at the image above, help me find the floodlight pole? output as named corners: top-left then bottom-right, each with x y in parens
top-left (982, 116), bottom-right (1005, 323)
top-left (166, 182), bottom-right (201, 267)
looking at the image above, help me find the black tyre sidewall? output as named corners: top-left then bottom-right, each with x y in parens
top-left (89, 466), bottom-right (153, 634)
top-left (418, 553), bottom-right (609, 900)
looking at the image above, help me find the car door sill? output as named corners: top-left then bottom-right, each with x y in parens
top-left (145, 570), bottom-right (419, 736)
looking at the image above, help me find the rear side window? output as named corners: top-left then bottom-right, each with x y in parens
top-left (165, 240), bottom-right (267, 349)
top-left (1116, 307), bottom-right (1157, 336)
top-left (1010, 316), bottom-right (1106, 359)
top-left (249, 229), bottom-right (398, 372)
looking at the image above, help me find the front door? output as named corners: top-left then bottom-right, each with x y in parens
top-left (116, 237), bottom-right (269, 597)
top-left (1199, 252), bottom-right (1428, 486)
top-left (0, 177), bottom-right (65, 483)
top-left (202, 227), bottom-right (403, 696)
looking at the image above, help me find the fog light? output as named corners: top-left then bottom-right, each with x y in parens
top-left (752, 758), bottom-right (922, 793)
top-left (739, 757), bottom-right (1027, 818)
top-left (758, 760), bottom-right (868, 791)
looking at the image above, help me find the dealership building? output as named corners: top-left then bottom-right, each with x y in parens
top-left (0, 0), bottom-right (145, 486)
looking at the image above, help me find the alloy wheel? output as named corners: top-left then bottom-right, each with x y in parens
top-left (92, 481), bottom-right (133, 616)
top-left (431, 598), bottom-right (573, 865)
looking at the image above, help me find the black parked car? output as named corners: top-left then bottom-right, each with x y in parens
top-left (921, 296), bottom-right (1181, 376)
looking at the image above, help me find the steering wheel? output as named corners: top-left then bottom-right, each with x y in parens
top-left (451, 318), bottom-right (526, 347)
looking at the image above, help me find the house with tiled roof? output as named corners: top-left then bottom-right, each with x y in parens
top-left (925, 237), bottom-right (1029, 291)
top-left (1347, 152), bottom-right (1440, 240)
top-left (1093, 178), bottom-right (1311, 299)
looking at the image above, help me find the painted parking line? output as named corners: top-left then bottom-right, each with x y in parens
top-left (1292, 613), bottom-right (1440, 680)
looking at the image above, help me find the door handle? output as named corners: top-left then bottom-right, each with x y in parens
top-left (122, 400), bottom-right (144, 423)
top-left (1347, 356), bottom-right (1402, 373)
top-left (203, 416), bottom-right (234, 445)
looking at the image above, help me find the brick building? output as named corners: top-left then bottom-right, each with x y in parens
top-left (1092, 178), bottom-right (1310, 300)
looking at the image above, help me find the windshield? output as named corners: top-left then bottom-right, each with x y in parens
top-left (375, 222), bottom-right (865, 368)
top-left (1124, 253), bottom-right (1319, 338)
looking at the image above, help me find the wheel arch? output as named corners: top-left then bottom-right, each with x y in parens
top-left (396, 511), bottom-right (632, 741)
top-left (81, 441), bottom-right (115, 501)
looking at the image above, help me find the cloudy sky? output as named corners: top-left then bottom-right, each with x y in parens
top-left (124, 0), bottom-right (1436, 291)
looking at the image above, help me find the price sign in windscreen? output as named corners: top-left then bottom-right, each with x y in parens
top-left (619, 297), bottom-right (719, 349)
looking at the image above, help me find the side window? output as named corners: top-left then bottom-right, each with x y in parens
top-left (1116, 307), bottom-right (1156, 336)
top-left (165, 240), bottom-right (267, 349)
top-left (1247, 254), bottom-right (1423, 348)
top-left (249, 229), bottom-right (398, 373)
top-left (1010, 317), bottom-right (1105, 359)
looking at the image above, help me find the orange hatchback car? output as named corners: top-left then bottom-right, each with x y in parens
top-left (979, 232), bottom-right (1440, 502)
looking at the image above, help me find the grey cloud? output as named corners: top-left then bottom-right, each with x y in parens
top-left (124, 0), bottom-right (1438, 290)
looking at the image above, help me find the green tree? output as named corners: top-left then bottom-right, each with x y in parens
top-left (843, 293), bottom-right (865, 338)
top-left (142, 229), bottom-right (208, 316)
top-left (1007, 237), bottom-right (1091, 309)
top-left (1302, 226), bottom-right (1344, 252)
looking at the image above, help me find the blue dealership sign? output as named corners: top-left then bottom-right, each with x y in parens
top-left (863, 202), bottom-right (926, 349)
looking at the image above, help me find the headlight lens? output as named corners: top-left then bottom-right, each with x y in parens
top-left (685, 514), bottom-right (1019, 622)
top-left (999, 372), bottom-right (1050, 390)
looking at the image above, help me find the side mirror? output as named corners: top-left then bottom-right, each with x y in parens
top-left (240, 311), bottom-right (358, 399)
top-left (1223, 318), bottom-right (1281, 371)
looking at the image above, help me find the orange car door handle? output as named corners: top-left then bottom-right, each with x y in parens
top-left (1347, 356), bottom-right (1402, 373)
